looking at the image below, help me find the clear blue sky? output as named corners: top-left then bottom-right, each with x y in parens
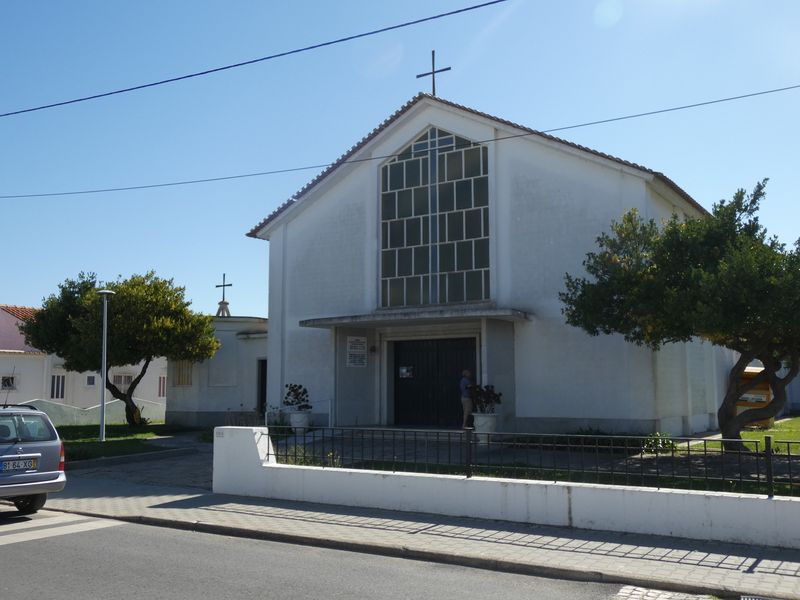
top-left (3, 1), bottom-right (798, 317)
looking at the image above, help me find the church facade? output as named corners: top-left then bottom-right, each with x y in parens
top-left (249, 95), bottom-right (736, 435)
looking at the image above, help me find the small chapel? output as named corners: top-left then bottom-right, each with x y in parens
top-left (248, 93), bottom-right (736, 435)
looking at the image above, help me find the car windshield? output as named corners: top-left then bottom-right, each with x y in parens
top-left (0, 414), bottom-right (57, 443)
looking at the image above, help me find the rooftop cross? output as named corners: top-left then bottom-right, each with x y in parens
top-left (215, 273), bottom-right (232, 317)
top-left (416, 50), bottom-right (451, 97)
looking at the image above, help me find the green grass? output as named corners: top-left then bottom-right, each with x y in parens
top-left (698, 416), bottom-right (800, 452)
top-left (59, 423), bottom-right (203, 462)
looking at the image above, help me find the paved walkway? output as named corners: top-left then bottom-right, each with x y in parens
top-left (44, 434), bottom-right (800, 600)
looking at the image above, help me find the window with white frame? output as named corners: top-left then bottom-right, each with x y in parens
top-left (158, 375), bottom-right (167, 398)
top-left (1, 375), bottom-right (16, 391)
top-left (51, 374), bottom-right (65, 399)
top-left (86, 375), bottom-right (96, 387)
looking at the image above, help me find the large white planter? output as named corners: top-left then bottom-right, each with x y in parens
top-left (289, 410), bottom-right (311, 434)
top-left (471, 412), bottom-right (498, 443)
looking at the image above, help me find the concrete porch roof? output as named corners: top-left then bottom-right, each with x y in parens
top-left (299, 304), bottom-right (529, 329)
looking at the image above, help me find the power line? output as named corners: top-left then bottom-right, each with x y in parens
top-left (0, 0), bottom-right (508, 119)
top-left (1, 83), bottom-right (798, 200)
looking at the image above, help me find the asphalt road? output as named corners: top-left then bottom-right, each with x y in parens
top-left (0, 508), bottom-right (625, 600)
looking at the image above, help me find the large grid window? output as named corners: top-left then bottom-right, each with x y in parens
top-left (380, 127), bottom-right (490, 308)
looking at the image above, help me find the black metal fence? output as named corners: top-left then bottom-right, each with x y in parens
top-left (265, 426), bottom-right (800, 497)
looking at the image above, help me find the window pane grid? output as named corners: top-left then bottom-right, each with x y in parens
top-left (380, 127), bottom-right (489, 308)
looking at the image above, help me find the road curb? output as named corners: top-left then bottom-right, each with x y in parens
top-left (66, 447), bottom-right (197, 471)
top-left (46, 506), bottom-right (745, 599)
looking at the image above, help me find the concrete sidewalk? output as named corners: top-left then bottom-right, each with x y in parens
top-left (46, 435), bottom-right (800, 600)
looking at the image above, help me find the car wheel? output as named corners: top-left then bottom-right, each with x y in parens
top-left (13, 493), bottom-right (47, 515)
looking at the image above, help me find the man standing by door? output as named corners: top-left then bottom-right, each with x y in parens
top-left (460, 369), bottom-right (473, 428)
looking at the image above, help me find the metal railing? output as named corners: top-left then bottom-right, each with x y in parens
top-left (265, 426), bottom-right (799, 497)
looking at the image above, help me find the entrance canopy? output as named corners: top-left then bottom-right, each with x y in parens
top-left (299, 305), bottom-right (528, 329)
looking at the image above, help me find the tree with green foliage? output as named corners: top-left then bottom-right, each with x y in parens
top-left (560, 181), bottom-right (800, 449)
top-left (21, 272), bottom-right (220, 426)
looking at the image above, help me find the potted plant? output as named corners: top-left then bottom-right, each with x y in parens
top-left (283, 383), bottom-right (312, 433)
top-left (471, 384), bottom-right (502, 442)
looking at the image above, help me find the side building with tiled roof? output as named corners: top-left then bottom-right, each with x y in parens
top-left (249, 95), bottom-right (737, 435)
top-left (0, 304), bottom-right (167, 425)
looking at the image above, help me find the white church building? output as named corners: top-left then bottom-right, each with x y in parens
top-left (248, 94), bottom-right (736, 435)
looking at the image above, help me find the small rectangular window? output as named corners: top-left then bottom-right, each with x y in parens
top-left (86, 375), bottom-right (96, 387)
top-left (50, 374), bottom-right (65, 399)
top-left (158, 375), bottom-right (167, 398)
top-left (1, 376), bottom-right (16, 391)
top-left (174, 361), bottom-right (193, 386)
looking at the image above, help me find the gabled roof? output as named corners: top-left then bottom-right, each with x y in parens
top-left (0, 305), bottom-right (37, 321)
top-left (247, 93), bottom-right (704, 239)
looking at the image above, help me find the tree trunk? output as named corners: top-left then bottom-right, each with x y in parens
top-left (717, 353), bottom-right (798, 452)
top-left (105, 358), bottom-right (151, 427)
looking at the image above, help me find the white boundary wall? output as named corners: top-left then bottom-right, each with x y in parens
top-left (213, 427), bottom-right (800, 550)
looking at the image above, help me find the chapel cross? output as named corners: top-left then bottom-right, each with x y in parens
top-left (416, 50), bottom-right (451, 96)
top-left (215, 273), bottom-right (233, 317)
top-left (216, 273), bottom-right (232, 302)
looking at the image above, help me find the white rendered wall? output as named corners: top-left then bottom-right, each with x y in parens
top-left (261, 100), bottom-right (736, 431)
top-left (214, 427), bottom-right (800, 550)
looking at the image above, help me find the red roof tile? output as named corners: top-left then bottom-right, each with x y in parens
top-left (0, 304), bottom-right (38, 321)
top-left (246, 94), bottom-right (705, 239)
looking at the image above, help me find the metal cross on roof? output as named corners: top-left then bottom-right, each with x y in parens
top-left (216, 273), bottom-right (232, 302)
top-left (416, 50), bottom-right (451, 97)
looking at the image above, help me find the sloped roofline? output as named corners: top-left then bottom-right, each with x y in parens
top-left (246, 93), bottom-right (706, 238)
top-left (0, 304), bottom-right (38, 321)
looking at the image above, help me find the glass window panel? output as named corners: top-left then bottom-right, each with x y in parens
top-left (381, 192), bottom-right (396, 220)
top-left (438, 182), bottom-right (454, 212)
top-left (389, 163), bottom-right (404, 191)
top-left (414, 246), bottom-right (429, 274)
top-left (389, 279), bottom-right (404, 307)
top-left (398, 248), bottom-right (412, 276)
top-left (438, 136), bottom-right (454, 150)
top-left (473, 176), bottom-right (488, 207)
top-left (397, 189), bottom-right (413, 218)
top-left (390, 221), bottom-right (404, 248)
top-left (446, 151), bottom-right (463, 181)
top-left (406, 277), bottom-right (421, 305)
top-left (464, 208), bottom-right (482, 239)
top-left (464, 148), bottom-right (481, 178)
top-left (416, 132), bottom-right (429, 143)
top-left (381, 280), bottom-right (389, 307)
top-left (454, 136), bottom-right (471, 150)
top-left (421, 158), bottom-right (429, 185)
top-left (413, 186), bottom-right (428, 216)
top-left (438, 154), bottom-right (446, 183)
top-left (483, 207), bottom-right (489, 235)
top-left (438, 215), bottom-right (447, 243)
top-left (406, 159), bottom-right (420, 187)
top-left (422, 216), bottom-right (430, 245)
top-left (482, 146), bottom-right (488, 174)
top-left (422, 276), bottom-right (430, 304)
top-left (382, 250), bottom-right (396, 278)
top-left (382, 222), bottom-right (388, 249)
top-left (439, 242), bottom-right (455, 272)
top-left (406, 217), bottom-right (421, 246)
top-left (436, 128), bottom-right (451, 138)
top-left (398, 146), bottom-right (412, 161)
top-left (447, 272), bottom-right (465, 303)
top-left (466, 271), bottom-right (483, 301)
top-left (381, 166), bottom-right (388, 192)
top-left (439, 274), bottom-right (447, 302)
top-left (447, 211), bottom-right (463, 242)
top-left (456, 241), bottom-right (473, 271)
top-left (456, 180), bottom-right (472, 210)
top-left (484, 270), bottom-right (491, 299)
top-left (475, 238), bottom-right (489, 268)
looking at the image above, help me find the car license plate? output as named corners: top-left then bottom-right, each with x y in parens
top-left (0, 458), bottom-right (38, 472)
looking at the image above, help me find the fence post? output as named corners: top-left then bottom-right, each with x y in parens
top-left (464, 427), bottom-right (474, 478)
top-left (765, 435), bottom-right (774, 498)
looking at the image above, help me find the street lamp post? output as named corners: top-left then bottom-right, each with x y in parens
top-left (97, 289), bottom-right (115, 442)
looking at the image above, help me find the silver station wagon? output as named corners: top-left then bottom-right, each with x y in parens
top-left (0, 405), bottom-right (66, 514)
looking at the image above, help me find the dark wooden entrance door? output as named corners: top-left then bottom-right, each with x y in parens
top-left (394, 338), bottom-right (476, 428)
